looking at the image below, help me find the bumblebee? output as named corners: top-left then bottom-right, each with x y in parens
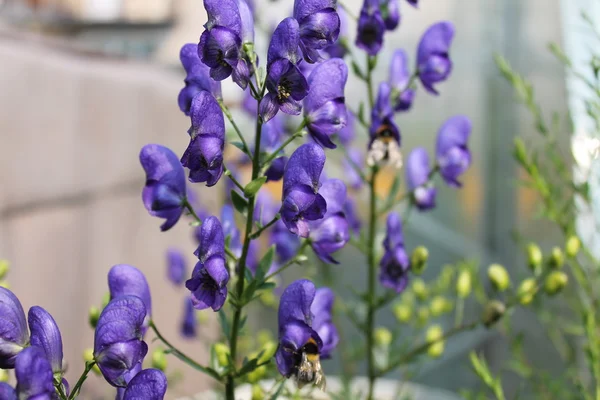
top-left (289, 337), bottom-right (327, 391)
top-left (366, 123), bottom-right (403, 169)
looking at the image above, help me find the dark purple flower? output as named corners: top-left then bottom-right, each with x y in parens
top-left (221, 205), bottom-right (242, 257)
top-left (343, 198), bottom-right (361, 235)
top-left (311, 288), bottom-right (338, 358)
top-left (260, 18), bottom-right (309, 122)
top-left (389, 49), bottom-right (415, 111)
top-left (436, 115), bottom-right (471, 187)
top-left (281, 143), bottom-right (327, 238)
top-left (379, 213), bottom-right (409, 292)
top-left (380, 0), bottom-right (399, 30)
top-left (123, 369), bottom-right (167, 400)
top-left (181, 91), bottom-right (225, 187)
top-left (293, 0), bottom-right (340, 63)
top-left (356, 0), bottom-right (386, 56)
top-left (140, 144), bottom-right (187, 232)
top-left (324, 7), bottom-right (348, 59)
top-left (344, 148), bottom-right (363, 190)
top-left (308, 179), bottom-right (350, 264)
top-left (406, 147), bottom-right (436, 210)
top-left (186, 216), bottom-right (229, 311)
top-left (417, 22), bottom-right (455, 95)
top-left (15, 346), bottom-right (56, 399)
top-left (108, 265), bottom-right (152, 332)
top-left (337, 111), bottom-right (355, 146)
top-left (27, 306), bottom-right (63, 374)
top-left (0, 287), bottom-right (28, 369)
top-left (178, 43), bottom-right (222, 116)
top-left (180, 297), bottom-right (197, 338)
top-left (266, 157), bottom-right (288, 182)
top-left (304, 58), bottom-right (348, 149)
top-left (166, 249), bottom-right (187, 286)
top-left (366, 83), bottom-right (402, 169)
top-left (0, 383), bottom-right (16, 400)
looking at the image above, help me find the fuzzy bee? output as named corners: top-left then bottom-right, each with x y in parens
top-left (287, 337), bottom-right (327, 391)
top-left (366, 123), bottom-right (403, 169)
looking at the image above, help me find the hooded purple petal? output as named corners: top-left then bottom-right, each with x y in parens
top-left (166, 249), bottom-right (187, 286)
top-left (0, 287), bottom-right (29, 369)
top-left (108, 265), bottom-right (152, 325)
top-left (436, 115), bottom-right (471, 187)
top-left (389, 49), bottom-right (415, 111)
top-left (324, 7), bottom-right (348, 59)
top-left (278, 279), bottom-right (316, 327)
top-left (406, 147), bottom-right (436, 210)
top-left (417, 22), bottom-right (455, 95)
top-left (179, 43), bottom-right (222, 115)
top-left (282, 143), bottom-right (326, 196)
top-left (235, 0), bottom-right (255, 44)
top-left (356, 0), bottom-right (386, 56)
top-left (203, 0), bottom-right (242, 34)
top-left (294, 0), bottom-right (340, 63)
top-left (0, 383), bottom-right (16, 400)
top-left (194, 216), bottom-right (226, 262)
top-left (379, 246), bottom-right (410, 292)
top-left (369, 82), bottom-right (401, 145)
top-left (384, 212), bottom-right (404, 251)
top-left (27, 307), bottom-right (63, 374)
top-left (15, 346), bottom-right (56, 399)
top-left (267, 17), bottom-right (302, 65)
top-left (180, 297), bottom-right (198, 338)
top-left (311, 288), bottom-right (337, 358)
top-left (262, 59), bottom-right (309, 122)
top-left (123, 369), bottom-right (167, 400)
top-left (380, 0), bottom-right (399, 30)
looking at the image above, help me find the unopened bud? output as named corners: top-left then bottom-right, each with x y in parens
top-left (412, 279), bottom-right (428, 301)
top-left (417, 306), bottom-right (429, 326)
top-left (88, 306), bottom-right (100, 329)
top-left (0, 369), bottom-right (8, 383)
top-left (430, 296), bottom-right (452, 317)
top-left (152, 348), bottom-right (168, 372)
top-left (393, 303), bottom-right (412, 322)
top-left (549, 247), bottom-right (564, 269)
top-left (517, 278), bottom-right (537, 305)
top-left (456, 270), bottom-right (472, 298)
top-left (251, 384), bottom-right (265, 399)
top-left (260, 290), bottom-right (277, 308)
top-left (566, 236), bottom-right (581, 258)
top-left (527, 243), bottom-right (543, 275)
top-left (258, 341), bottom-right (277, 364)
top-left (214, 343), bottom-right (230, 367)
top-left (544, 271), bottom-right (568, 295)
top-left (83, 348), bottom-right (101, 375)
top-left (296, 254), bottom-right (308, 263)
top-left (0, 260), bottom-right (9, 280)
top-left (247, 365), bottom-right (267, 383)
top-left (374, 327), bottom-right (392, 347)
top-left (483, 300), bottom-right (506, 328)
top-left (101, 292), bottom-right (111, 309)
top-left (410, 246), bottom-right (429, 275)
top-left (488, 264), bottom-right (510, 292)
top-left (426, 325), bottom-right (444, 358)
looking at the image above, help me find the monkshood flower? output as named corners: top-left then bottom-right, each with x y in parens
top-left (311, 288), bottom-right (338, 358)
top-left (366, 82), bottom-right (402, 169)
top-left (166, 248), bottom-right (187, 286)
top-left (0, 383), bottom-right (15, 400)
top-left (417, 22), bottom-right (455, 95)
top-left (180, 297), bottom-right (197, 338)
top-left (343, 198), bottom-right (361, 235)
top-left (178, 43), bottom-right (222, 116)
top-left (222, 205), bottom-right (242, 257)
top-left (380, 213), bottom-right (409, 292)
top-left (116, 364), bottom-right (141, 400)
top-left (304, 58), bottom-right (348, 149)
top-left (140, 144), bottom-right (187, 232)
top-left (271, 220), bottom-right (301, 263)
top-left (406, 147), bottom-right (436, 210)
top-left (389, 49), bottom-right (415, 111)
top-left (293, 0), bottom-right (340, 63)
top-left (260, 18), bottom-right (309, 122)
top-left (15, 346), bottom-right (56, 399)
top-left (122, 369), bottom-right (167, 400)
top-left (108, 264), bottom-right (152, 333)
top-left (198, 0), bottom-right (252, 88)
top-left (94, 296), bottom-right (148, 387)
top-left (181, 91), bottom-right (226, 187)
top-left (324, 7), bottom-right (348, 59)
top-left (380, 0), bottom-right (399, 30)
top-left (186, 216), bottom-right (229, 311)
top-left (337, 111), bottom-right (355, 146)
top-left (28, 306), bottom-right (63, 374)
top-left (0, 287), bottom-right (29, 369)
top-left (356, 0), bottom-right (385, 56)
top-left (308, 179), bottom-right (350, 264)
top-left (344, 148), bottom-right (363, 190)
top-left (281, 143), bottom-right (327, 238)
top-left (261, 116), bottom-right (288, 182)
top-left (436, 115), bottom-right (472, 187)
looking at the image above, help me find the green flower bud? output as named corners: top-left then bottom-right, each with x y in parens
top-left (483, 300), bottom-right (506, 328)
top-left (566, 236), bottom-right (581, 258)
top-left (527, 243), bottom-right (543, 275)
top-left (152, 348), bottom-right (168, 372)
top-left (430, 296), bottom-right (452, 317)
top-left (88, 306), bottom-right (100, 329)
top-left (426, 325), bottom-right (444, 358)
top-left (488, 264), bottom-right (510, 292)
top-left (544, 271), bottom-right (568, 295)
top-left (258, 341), bottom-right (277, 364)
top-left (83, 348), bottom-right (101, 375)
top-left (101, 292), bottom-right (111, 309)
top-left (0, 260), bottom-right (9, 280)
top-left (393, 303), bottom-right (412, 323)
top-left (0, 369), bottom-right (8, 383)
top-left (0, 281), bottom-right (9, 290)
top-left (412, 278), bottom-right (428, 301)
top-left (374, 327), bottom-right (392, 347)
top-left (251, 384), bottom-right (265, 399)
top-left (214, 343), bottom-right (230, 367)
top-left (456, 270), bottom-right (472, 298)
top-left (260, 290), bottom-right (277, 308)
top-left (400, 291), bottom-right (416, 305)
top-left (417, 306), bottom-right (430, 326)
top-left (517, 278), bottom-right (537, 305)
top-left (410, 246), bottom-right (429, 275)
top-left (549, 247), bottom-right (564, 269)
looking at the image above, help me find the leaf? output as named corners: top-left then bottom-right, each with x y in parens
top-left (244, 176), bottom-right (267, 197)
top-left (351, 60), bottom-right (365, 80)
top-left (230, 141), bottom-right (247, 153)
top-left (231, 190), bottom-right (248, 215)
top-left (256, 246), bottom-right (275, 281)
top-left (236, 357), bottom-right (259, 377)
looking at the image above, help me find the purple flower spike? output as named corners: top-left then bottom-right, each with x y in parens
top-left (260, 18), bottom-right (309, 122)
top-left (293, 0), bottom-right (340, 63)
top-left (0, 383), bottom-right (16, 400)
top-left (123, 369), bottom-right (168, 400)
top-left (304, 58), bottom-right (348, 149)
top-left (27, 307), bottom-right (63, 374)
top-left (379, 213), bottom-right (409, 293)
top-left (180, 297), bottom-right (197, 338)
top-left (167, 249), bottom-right (187, 286)
top-left (356, 0), bottom-right (386, 56)
top-left (94, 296), bottom-right (149, 387)
top-left (281, 143), bottom-right (327, 238)
top-left (389, 49), bottom-right (415, 111)
top-left (181, 91), bottom-right (225, 187)
top-left (15, 346), bottom-right (56, 399)
top-left (436, 115), bottom-right (471, 187)
top-left (367, 83), bottom-right (402, 169)
top-left (406, 148), bottom-right (436, 210)
top-left (380, 0), bottom-right (399, 30)
top-left (324, 7), bottom-right (348, 59)
top-left (417, 22), bottom-right (455, 95)
top-left (178, 43), bottom-right (222, 116)
top-left (108, 265), bottom-right (152, 333)
top-left (0, 287), bottom-right (29, 369)
top-left (186, 216), bottom-right (229, 311)
top-left (311, 288), bottom-right (338, 358)
top-left (140, 144), bottom-right (187, 232)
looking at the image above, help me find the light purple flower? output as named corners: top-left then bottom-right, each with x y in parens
top-left (293, 0), bottom-right (340, 63)
top-left (178, 43), bottom-right (222, 116)
top-left (389, 49), bottom-right (415, 111)
top-left (379, 213), bottom-right (409, 292)
top-left (311, 288), bottom-right (338, 358)
top-left (27, 306), bottom-right (63, 374)
top-left (180, 297), bottom-right (198, 339)
top-left (406, 147), bottom-right (436, 210)
top-left (15, 346), bottom-right (56, 399)
top-left (417, 22), bottom-right (455, 95)
top-left (122, 369), bottom-right (168, 400)
top-left (0, 287), bottom-right (29, 369)
top-left (166, 248), bottom-right (187, 286)
top-left (356, 0), bottom-right (385, 56)
top-left (436, 115), bottom-right (471, 187)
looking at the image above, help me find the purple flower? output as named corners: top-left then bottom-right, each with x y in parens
top-left (436, 115), bottom-right (471, 187)
top-left (304, 58), bottom-right (348, 149)
top-left (260, 18), bottom-right (309, 122)
top-left (337, 111), bottom-right (355, 146)
top-left (0, 287), bottom-right (29, 369)
top-left (380, 0), bottom-right (399, 30)
top-left (181, 91), bottom-right (225, 187)
top-left (0, 383), bottom-right (16, 400)
top-left (293, 0), bottom-right (340, 63)
top-left (166, 249), bottom-right (187, 286)
top-left (311, 288), bottom-right (338, 358)
top-left (344, 148), bottom-right (363, 190)
top-left (417, 22), bottom-right (455, 95)
top-left (356, 0), bottom-right (385, 56)
top-left (366, 83), bottom-right (402, 169)
top-left (222, 204), bottom-right (242, 257)
top-left (123, 369), bottom-right (168, 400)
top-left (180, 297), bottom-right (198, 338)
top-left (15, 346), bottom-right (56, 399)
top-left (281, 143), bottom-right (327, 238)
top-left (389, 49), bottom-right (415, 111)
top-left (178, 43), bottom-right (222, 116)
top-left (343, 198), bottom-right (361, 235)
top-left (406, 148), bottom-right (436, 210)
top-left (266, 157), bottom-right (288, 182)
top-left (27, 307), bottom-right (63, 374)
top-left (140, 144), bottom-right (187, 232)
top-left (108, 265), bottom-right (152, 333)
top-left (308, 179), bottom-right (350, 264)
top-left (324, 7), bottom-right (348, 59)
top-left (260, 117), bottom-right (288, 182)
top-left (270, 220), bottom-right (301, 262)
top-left (379, 213), bottom-right (409, 292)
top-left (186, 216), bottom-right (229, 311)
top-left (94, 296), bottom-right (148, 387)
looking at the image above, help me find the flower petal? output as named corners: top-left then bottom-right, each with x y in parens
top-left (278, 279), bottom-right (316, 327)
top-left (15, 346), bottom-right (55, 399)
top-left (27, 306), bottom-right (63, 374)
top-left (0, 287), bottom-right (29, 369)
top-left (123, 369), bottom-right (167, 400)
top-left (267, 17), bottom-right (302, 65)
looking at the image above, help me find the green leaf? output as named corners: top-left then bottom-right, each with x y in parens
top-left (230, 141), bottom-right (247, 152)
top-left (357, 102), bottom-right (365, 125)
top-left (351, 60), bottom-right (365, 80)
top-left (231, 190), bottom-right (248, 215)
top-left (256, 246), bottom-right (275, 281)
top-left (244, 176), bottom-right (267, 197)
top-left (368, 55), bottom-right (378, 71)
top-left (236, 357), bottom-right (259, 377)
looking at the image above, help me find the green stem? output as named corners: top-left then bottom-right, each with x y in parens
top-left (224, 164), bottom-right (245, 192)
top-left (183, 200), bottom-right (203, 224)
top-left (366, 166), bottom-right (378, 400)
top-left (219, 100), bottom-right (251, 157)
top-left (261, 123), bottom-right (306, 170)
top-left (366, 55), bottom-right (375, 110)
top-left (249, 214), bottom-right (281, 239)
top-left (225, 246), bottom-right (239, 262)
top-left (68, 361), bottom-right (96, 399)
top-left (264, 241), bottom-right (309, 281)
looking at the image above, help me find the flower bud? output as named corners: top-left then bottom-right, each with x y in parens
top-left (456, 270), bottom-right (472, 298)
top-left (0, 260), bottom-right (9, 280)
top-left (517, 278), bottom-right (537, 305)
top-left (296, 254), bottom-right (308, 263)
top-left (412, 279), bottom-right (428, 301)
top-left (549, 247), bottom-right (564, 269)
top-left (393, 303), bottom-right (412, 322)
top-left (430, 296), bottom-right (452, 317)
top-left (152, 348), bottom-right (168, 372)
top-left (410, 246), bottom-right (429, 275)
top-left (544, 271), bottom-right (568, 295)
top-left (247, 365), bottom-right (267, 384)
top-left (527, 243), bottom-right (543, 275)
top-left (426, 325), bottom-right (444, 358)
top-left (88, 306), bottom-right (100, 329)
top-left (214, 343), bottom-right (230, 367)
top-left (483, 300), bottom-right (506, 328)
top-left (258, 341), bottom-right (277, 364)
top-left (0, 369), bottom-right (8, 383)
top-left (83, 348), bottom-right (101, 375)
top-left (251, 384), bottom-right (265, 400)
top-left (260, 290), bottom-right (277, 308)
top-left (566, 236), bottom-right (581, 258)
top-left (374, 327), bottom-right (392, 347)
top-left (488, 264), bottom-right (510, 292)
top-left (101, 292), bottom-right (111, 309)
top-left (417, 306), bottom-right (429, 326)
